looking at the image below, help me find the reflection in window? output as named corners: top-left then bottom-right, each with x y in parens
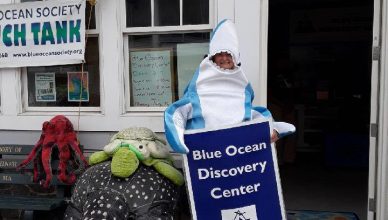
top-left (128, 33), bottom-right (210, 107)
top-left (26, 37), bottom-right (100, 107)
top-left (154, 0), bottom-right (179, 26)
top-left (126, 0), bottom-right (151, 27)
top-left (183, 0), bottom-right (209, 25)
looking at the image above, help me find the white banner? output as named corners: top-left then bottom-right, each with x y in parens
top-left (0, 0), bottom-right (85, 68)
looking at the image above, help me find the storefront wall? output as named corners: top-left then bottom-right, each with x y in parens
top-left (0, 0), bottom-right (267, 151)
top-left (1, 0), bottom-right (388, 219)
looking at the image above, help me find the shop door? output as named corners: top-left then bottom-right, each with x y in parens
top-left (366, 0), bottom-right (379, 219)
top-left (268, 0), bottom-right (373, 219)
top-left (368, 0), bottom-right (388, 218)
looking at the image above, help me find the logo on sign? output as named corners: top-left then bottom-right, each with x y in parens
top-left (221, 204), bottom-right (258, 220)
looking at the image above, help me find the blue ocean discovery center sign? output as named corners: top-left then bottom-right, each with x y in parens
top-left (183, 120), bottom-right (286, 220)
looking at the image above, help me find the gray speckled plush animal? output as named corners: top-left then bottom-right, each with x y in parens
top-left (63, 161), bottom-right (181, 220)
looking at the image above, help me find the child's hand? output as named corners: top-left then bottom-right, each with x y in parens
top-left (271, 130), bottom-right (279, 143)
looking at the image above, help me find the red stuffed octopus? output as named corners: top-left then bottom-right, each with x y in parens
top-left (17, 115), bottom-right (89, 188)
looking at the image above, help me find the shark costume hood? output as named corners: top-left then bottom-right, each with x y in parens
top-left (209, 19), bottom-right (240, 67)
top-left (164, 19), bottom-right (295, 154)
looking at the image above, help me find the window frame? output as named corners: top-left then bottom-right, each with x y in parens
top-left (121, 0), bottom-right (215, 112)
top-left (0, 73), bottom-right (2, 114)
top-left (19, 0), bottom-right (103, 113)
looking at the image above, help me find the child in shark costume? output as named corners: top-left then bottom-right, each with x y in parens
top-left (164, 19), bottom-right (295, 154)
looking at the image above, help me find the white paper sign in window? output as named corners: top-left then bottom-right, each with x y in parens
top-left (35, 72), bottom-right (56, 102)
top-left (129, 48), bottom-right (174, 107)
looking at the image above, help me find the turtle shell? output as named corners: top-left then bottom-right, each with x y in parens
top-left (111, 127), bottom-right (166, 145)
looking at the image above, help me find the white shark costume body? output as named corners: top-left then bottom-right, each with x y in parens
top-left (164, 19), bottom-right (295, 154)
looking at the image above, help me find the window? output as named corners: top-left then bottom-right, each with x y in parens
top-left (182, 0), bottom-right (209, 25)
top-left (154, 0), bottom-right (179, 26)
top-left (125, 0), bottom-right (209, 28)
top-left (126, 0), bottom-right (151, 27)
top-left (25, 38), bottom-right (100, 107)
top-left (21, 0), bottom-right (100, 111)
top-left (127, 33), bottom-right (209, 107)
top-left (123, 0), bottom-right (213, 110)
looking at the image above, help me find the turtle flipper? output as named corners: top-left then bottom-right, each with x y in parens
top-left (111, 148), bottom-right (139, 178)
top-left (153, 161), bottom-right (184, 186)
top-left (89, 151), bottom-right (111, 165)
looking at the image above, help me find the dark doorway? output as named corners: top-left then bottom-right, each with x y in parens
top-left (268, 0), bottom-right (373, 219)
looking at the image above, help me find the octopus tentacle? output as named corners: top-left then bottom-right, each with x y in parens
top-left (41, 143), bottom-right (54, 188)
top-left (58, 143), bottom-right (76, 185)
top-left (68, 140), bottom-right (89, 171)
top-left (32, 149), bottom-right (42, 182)
top-left (16, 136), bottom-right (44, 170)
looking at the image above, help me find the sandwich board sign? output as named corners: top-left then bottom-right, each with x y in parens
top-left (183, 119), bottom-right (286, 220)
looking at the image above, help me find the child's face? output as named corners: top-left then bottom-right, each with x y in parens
top-left (213, 52), bottom-right (234, 70)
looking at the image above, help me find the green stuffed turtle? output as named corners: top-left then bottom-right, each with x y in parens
top-left (89, 127), bottom-right (184, 186)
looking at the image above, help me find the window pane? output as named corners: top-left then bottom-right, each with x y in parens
top-left (128, 33), bottom-right (210, 107)
top-left (183, 0), bottom-right (209, 25)
top-left (126, 0), bottom-right (151, 27)
top-left (27, 37), bottom-right (100, 107)
top-left (154, 0), bottom-right (179, 26)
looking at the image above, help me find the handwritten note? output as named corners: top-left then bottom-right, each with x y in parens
top-left (129, 49), bottom-right (174, 107)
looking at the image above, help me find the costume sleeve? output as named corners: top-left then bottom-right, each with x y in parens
top-left (273, 121), bottom-right (296, 138)
top-left (164, 97), bottom-right (193, 154)
top-left (252, 106), bottom-right (296, 139)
